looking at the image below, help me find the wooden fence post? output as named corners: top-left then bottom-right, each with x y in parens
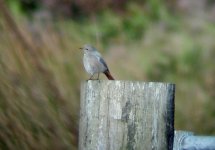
top-left (79, 81), bottom-right (175, 150)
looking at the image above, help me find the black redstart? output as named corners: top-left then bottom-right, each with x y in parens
top-left (80, 44), bottom-right (114, 80)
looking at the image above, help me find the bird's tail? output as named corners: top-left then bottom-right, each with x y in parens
top-left (104, 70), bottom-right (115, 80)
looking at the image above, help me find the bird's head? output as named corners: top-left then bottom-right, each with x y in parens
top-left (80, 44), bottom-right (96, 53)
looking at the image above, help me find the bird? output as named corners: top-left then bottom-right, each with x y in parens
top-left (80, 44), bottom-right (114, 80)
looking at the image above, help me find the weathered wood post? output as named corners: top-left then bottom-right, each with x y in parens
top-left (79, 81), bottom-right (175, 150)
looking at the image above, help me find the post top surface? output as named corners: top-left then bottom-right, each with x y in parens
top-left (81, 80), bottom-right (175, 85)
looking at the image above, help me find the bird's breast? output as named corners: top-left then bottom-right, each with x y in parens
top-left (83, 54), bottom-right (106, 74)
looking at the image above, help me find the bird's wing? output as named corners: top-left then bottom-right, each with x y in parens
top-left (93, 51), bottom-right (107, 68)
top-left (98, 57), bottom-right (108, 70)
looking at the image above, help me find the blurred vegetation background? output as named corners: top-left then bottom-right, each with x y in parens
top-left (0, 0), bottom-right (215, 149)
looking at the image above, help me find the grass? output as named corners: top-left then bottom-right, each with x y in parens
top-left (0, 3), bottom-right (215, 149)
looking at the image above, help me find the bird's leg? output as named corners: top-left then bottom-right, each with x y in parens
top-left (88, 74), bottom-right (94, 80)
top-left (96, 73), bottom-right (100, 80)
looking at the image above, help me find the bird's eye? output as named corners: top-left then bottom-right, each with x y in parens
top-left (86, 49), bottom-right (88, 50)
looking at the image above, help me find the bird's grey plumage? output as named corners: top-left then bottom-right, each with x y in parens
top-left (82, 44), bottom-right (114, 80)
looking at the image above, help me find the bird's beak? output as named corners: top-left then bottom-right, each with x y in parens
top-left (79, 47), bottom-right (83, 50)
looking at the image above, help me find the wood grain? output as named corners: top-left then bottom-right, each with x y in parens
top-left (79, 81), bottom-right (175, 150)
